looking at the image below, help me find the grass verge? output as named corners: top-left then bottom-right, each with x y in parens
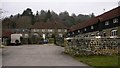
top-left (74, 55), bottom-right (119, 68)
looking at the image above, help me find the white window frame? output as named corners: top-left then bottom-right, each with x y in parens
top-left (84, 28), bottom-right (86, 31)
top-left (96, 32), bottom-right (100, 36)
top-left (48, 33), bottom-right (52, 37)
top-left (33, 33), bottom-right (39, 36)
top-left (59, 33), bottom-right (63, 37)
top-left (48, 29), bottom-right (53, 32)
top-left (42, 29), bottom-right (45, 32)
top-left (111, 30), bottom-right (117, 36)
top-left (105, 21), bottom-right (109, 25)
top-left (24, 34), bottom-right (29, 38)
top-left (113, 18), bottom-right (118, 23)
top-left (68, 33), bottom-right (70, 36)
top-left (22, 29), bottom-right (25, 32)
top-left (36, 29), bottom-right (39, 32)
top-left (91, 26), bottom-right (94, 29)
top-left (64, 29), bottom-right (67, 32)
top-left (78, 30), bottom-right (80, 33)
top-left (58, 29), bottom-right (62, 32)
top-left (103, 32), bottom-right (106, 37)
top-left (72, 32), bottom-right (74, 34)
top-left (33, 29), bottom-right (36, 32)
top-left (91, 34), bottom-right (95, 37)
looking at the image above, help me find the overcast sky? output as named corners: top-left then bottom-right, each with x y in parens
top-left (0, 0), bottom-right (119, 18)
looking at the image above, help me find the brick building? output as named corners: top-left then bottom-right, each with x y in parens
top-left (31, 21), bottom-right (68, 39)
top-left (67, 6), bottom-right (120, 38)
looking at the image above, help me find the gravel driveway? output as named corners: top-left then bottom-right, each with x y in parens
top-left (2, 44), bottom-right (88, 66)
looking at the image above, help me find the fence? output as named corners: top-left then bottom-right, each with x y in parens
top-left (64, 37), bottom-right (120, 56)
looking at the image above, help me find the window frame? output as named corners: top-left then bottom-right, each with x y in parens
top-left (64, 29), bottom-right (67, 32)
top-left (111, 30), bottom-right (117, 36)
top-left (78, 30), bottom-right (80, 33)
top-left (105, 21), bottom-right (109, 25)
top-left (58, 29), bottom-right (62, 32)
top-left (113, 18), bottom-right (118, 23)
top-left (84, 28), bottom-right (87, 31)
top-left (48, 29), bottom-right (53, 32)
top-left (42, 29), bottom-right (45, 32)
top-left (91, 26), bottom-right (94, 29)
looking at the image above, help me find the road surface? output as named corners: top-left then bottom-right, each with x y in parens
top-left (2, 44), bottom-right (89, 66)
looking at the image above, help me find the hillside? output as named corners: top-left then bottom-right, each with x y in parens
top-left (2, 8), bottom-right (94, 29)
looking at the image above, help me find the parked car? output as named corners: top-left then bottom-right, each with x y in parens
top-left (43, 39), bottom-right (48, 44)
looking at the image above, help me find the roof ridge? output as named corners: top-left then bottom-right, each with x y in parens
top-left (69, 6), bottom-right (120, 32)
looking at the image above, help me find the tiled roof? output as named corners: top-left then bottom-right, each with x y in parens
top-left (70, 17), bottom-right (98, 32)
top-left (2, 29), bottom-right (13, 37)
top-left (31, 21), bottom-right (68, 29)
top-left (96, 6), bottom-right (120, 22)
top-left (70, 6), bottom-right (120, 32)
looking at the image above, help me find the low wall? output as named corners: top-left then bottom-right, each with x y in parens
top-left (65, 37), bottom-right (120, 56)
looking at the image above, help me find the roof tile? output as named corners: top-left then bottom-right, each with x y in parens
top-left (70, 6), bottom-right (120, 32)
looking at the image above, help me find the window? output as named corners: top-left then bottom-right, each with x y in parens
top-left (36, 29), bottom-right (39, 32)
top-left (78, 30), bottom-right (80, 33)
top-left (64, 29), bottom-right (67, 32)
top-left (103, 32), bottom-right (106, 37)
top-left (24, 34), bottom-right (29, 38)
top-left (105, 21), bottom-right (109, 25)
top-left (96, 32), bottom-right (100, 36)
top-left (22, 29), bottom-right (25, 32)
top-left (48, 33), bottom-right (52, 37)
top-left (42, 29), bottom-right (45, 32)
top-left (33, 33), bottom-right (39, 36)
top-left (72, 32), bottom-right (74, 34)
top-left (84, 28), bottom-right (86, 31)
top-left (87, 35), bottom-right (90, 37)
top-left (91, 34), bottom-right (95, 37)
top-left (113, 18), bottom-right (118, 23)
top-left (68, 33), bottom-right (70, 36)
top-left (85, 35), bottom-right (88, 37)
top-left (91, 26), bottom-right (94, 29)
top-left (58, 29), bottom-right (62, 32)
top-left (59, 34), bottom-right (63, 37)
top-left (33, 29), bottom-right (36, 32)
top-left (111, 30), bottom-right (117, 36)
top-left (85, 35), bottom-right (89, 37)
top-left (48, 29), bottom-right (53, 32)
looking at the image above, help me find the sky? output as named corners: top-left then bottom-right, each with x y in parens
top-left (0, 0), bottom-right (119, 18)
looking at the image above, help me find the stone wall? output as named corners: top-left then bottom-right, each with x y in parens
top-left (65, 37), bottom-right (120, 56)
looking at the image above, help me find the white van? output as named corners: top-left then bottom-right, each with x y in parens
top-left (11, 34), bottom-right (22, 44)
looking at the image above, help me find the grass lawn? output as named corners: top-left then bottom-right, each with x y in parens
top-left (74, 55), bottom-right (119, 68)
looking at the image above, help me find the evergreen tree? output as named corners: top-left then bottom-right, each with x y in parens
top-left (31, 15), bottom-right (36, 25)
top-left (22, 8), bottom-right (33, 16)
top-left (17, 13), bottom-right (20, 18)
top-left (90, 13), bottom-right (95, 18)
top-left (36, 11), bottom-right (39, 16)
top-left (44, 10), bottom-right (52, 22)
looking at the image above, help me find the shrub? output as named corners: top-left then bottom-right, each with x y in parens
top-left (48, 38), bottom-right (54, 44)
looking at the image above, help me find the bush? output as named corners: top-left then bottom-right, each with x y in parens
top-left (48, 38), bottom-right (54, 44)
